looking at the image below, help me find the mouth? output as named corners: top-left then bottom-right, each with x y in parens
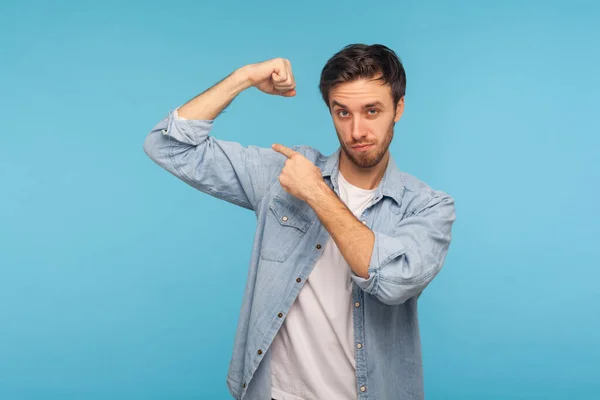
top-left (351, 143), bottom-right (374, 152)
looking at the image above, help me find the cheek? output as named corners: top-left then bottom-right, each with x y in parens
top-left (373, 118), bottom-right (393, 137)
top-left (333, 121), bottom-right (350, 139)
top-left (362, 120), bottom-right (383, 138)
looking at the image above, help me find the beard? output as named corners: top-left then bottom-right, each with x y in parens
top-left (337, 121), bottom-right (395, 169)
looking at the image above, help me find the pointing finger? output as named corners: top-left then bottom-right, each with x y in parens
top-left (272, 143), bottom-right (298, 158)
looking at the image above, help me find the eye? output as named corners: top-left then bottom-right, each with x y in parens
top-left (367, 109), bottom-right (379, 115)
top-left (337, 110), bottom-right (350, 118)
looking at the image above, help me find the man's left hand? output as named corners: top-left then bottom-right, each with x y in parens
top-left (272, 143), bottom-right (325, 203)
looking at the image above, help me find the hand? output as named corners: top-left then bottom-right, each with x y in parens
top-left (239, 58), bottom-right (296, 97)
top-left (272, 144), bottom-right (325, 202)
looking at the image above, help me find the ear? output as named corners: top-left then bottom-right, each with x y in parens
top-left (394, 97), bottom-right (405, 122)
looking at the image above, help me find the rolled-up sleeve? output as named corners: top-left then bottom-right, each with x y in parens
top-left (143, 110), bottom-right (286, 211)
top-left (352, 193), bottom-right (456, 305)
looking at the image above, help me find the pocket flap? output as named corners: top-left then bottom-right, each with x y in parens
top-left (269, 196), bottom-right (312, 233)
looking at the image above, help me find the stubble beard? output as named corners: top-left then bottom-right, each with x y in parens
top-left (338, 122), bottom-right (395, 169)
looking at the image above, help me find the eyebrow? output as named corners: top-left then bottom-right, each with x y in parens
top-left (330, 100), bottom-right (385, 109)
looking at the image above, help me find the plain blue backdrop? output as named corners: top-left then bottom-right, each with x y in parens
top-left (1, 0), bottom-right (599, 399)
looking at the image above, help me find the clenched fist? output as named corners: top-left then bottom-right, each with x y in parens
top-left (240, 58), bottom-right (296, 97)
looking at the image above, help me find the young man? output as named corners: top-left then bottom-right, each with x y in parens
top-left (143, 44), bottom-right (456, 400)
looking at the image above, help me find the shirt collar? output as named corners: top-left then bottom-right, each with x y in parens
top-left (319, 147), bottom-right (405, 205)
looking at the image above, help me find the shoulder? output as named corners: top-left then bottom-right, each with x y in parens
top-left (290, 145), bottom-right (324, 161)
top-left (396, 169), bottom-right (455, 215)
top-left (288, 145), bottom-right (333, 170)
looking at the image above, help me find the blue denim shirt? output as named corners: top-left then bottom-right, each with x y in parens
top-left (143, 110), bottom-right (456, 400)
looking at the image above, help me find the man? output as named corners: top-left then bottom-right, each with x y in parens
top-left (143, 43), bottom-right (456, 400)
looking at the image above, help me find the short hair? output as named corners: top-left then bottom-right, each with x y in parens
top-left (319, 43), bottom-right (406, 108)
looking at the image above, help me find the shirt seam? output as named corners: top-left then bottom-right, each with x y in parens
top-left (166, 136), bottom-right (254, 210)
top-left (255, 157), bottom-right (286, 211)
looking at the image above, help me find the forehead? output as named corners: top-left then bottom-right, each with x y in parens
top-left (329, 77), bottom-right (393, 107)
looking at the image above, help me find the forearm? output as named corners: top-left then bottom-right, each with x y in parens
top-left (307, 182), bottom-right (374, 279)
top-left (178, 67), bottom-right (252, 120)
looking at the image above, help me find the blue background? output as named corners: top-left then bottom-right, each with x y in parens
top-left (1, 0), bottom-right (599, 399)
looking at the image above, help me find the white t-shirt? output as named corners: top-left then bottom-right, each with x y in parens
top-left (270, 171), bottom-right (376, 400)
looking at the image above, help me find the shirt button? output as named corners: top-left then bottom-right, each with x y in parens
top-left (242, 383), bottom-right (246, 388)
top-left (360, 386), bottom-right (367, 392)
top-left (278, 313), bottom-right (283, 318)
top-left (257, 349), bottom-right (263, 355)
top-left (296, 277), bottom-right (301, 283)
top-left (357, 343), bottom-right (363, 349)
top-left (354, 301), bottom-right (360, 307)
top-left (282, 216), bottom-right (288, 222)
top-left (316, 244), bottom-right (322, 249)
top-left (362, 220), bottom-right (367, 225)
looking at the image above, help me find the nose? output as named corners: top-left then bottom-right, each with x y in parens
top-left (351, 116), bottom-right (367, 142)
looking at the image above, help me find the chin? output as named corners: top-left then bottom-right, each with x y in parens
top-left (344, 143), bottom-right (390, 168)
top-left (356, 159), bottom-right (380, 168)
top-left (348, 152), bottom-right (381, 168)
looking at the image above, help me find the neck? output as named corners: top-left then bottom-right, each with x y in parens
top-left (339, 151), bottom-right (389, 190)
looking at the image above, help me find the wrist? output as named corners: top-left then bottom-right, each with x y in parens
top-left (306, 180), bottom-right (334, 208)
top-left (228, 67), bottom-right (253, 95)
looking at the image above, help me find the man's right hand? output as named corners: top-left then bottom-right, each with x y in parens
top-left (177, 57), bottom-right (296, 120)
top-left (240, 58), bottom-right (297, 97)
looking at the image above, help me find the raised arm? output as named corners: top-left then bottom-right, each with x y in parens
top-left (143, 58), bottom-right (297, 211)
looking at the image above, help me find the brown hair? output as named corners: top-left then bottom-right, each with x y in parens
top-left (319, 43), bottom-right (406, 109)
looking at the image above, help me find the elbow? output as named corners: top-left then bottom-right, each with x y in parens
top-left (142, 129), bottom-right (168, 165)
top-left (143, 112), bottom-right (174, 163)
top-left (142, 134), bottom-right (153, 159)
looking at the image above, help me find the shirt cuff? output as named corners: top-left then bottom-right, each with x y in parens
top-left (350, 231), bottom-right (405, 295)
top-left (163, 109), bottom-right (213, 145)
top-left (173, 107), bottom-right (187, 120)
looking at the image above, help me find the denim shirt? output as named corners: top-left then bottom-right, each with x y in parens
top-left (143, 110), bottom-right (456, 400)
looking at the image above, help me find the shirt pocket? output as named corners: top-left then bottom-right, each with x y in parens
top-left (260, 195), bottom-right (313, 263)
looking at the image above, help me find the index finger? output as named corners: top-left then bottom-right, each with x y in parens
top-left (272, 143), bottom-right (298, 158)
